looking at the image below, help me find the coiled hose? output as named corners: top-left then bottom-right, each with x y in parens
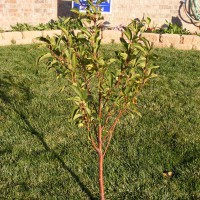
top-left (182, 0), bottom-right (200, 22)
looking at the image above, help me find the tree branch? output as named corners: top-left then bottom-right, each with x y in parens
top-left (103, 109), bottom-right (126, 157)
top-left (90, 135), bottom-right (100, 153)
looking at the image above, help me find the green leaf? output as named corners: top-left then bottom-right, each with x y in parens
top-left (129, 58), bottom-right (136, 66)
top-left (81, 28), bottom-right (92, 37)
top-left (78, 123), bottom-right (84, 128)
top-left (124, 85), bottom-right (131, 94)
top-left (85, 107), bottom-right (91, 115)
top-left (37, 53), bottom-right (52, 65)
top-left (86, 64), bottom-right (94, 71)
top-left (59, 26), bottom-right (69, 38)
top-left (72, 107), bottom-right (79, 118)
top-left (97, 58), bottom-right (105, 66)
top-left (73, 114), bottom-right (82, 121)
top-left (108, 72), bottom-right (113, 87)
top-left (120, 37), bottom-right (128, 49)
top-left (146, 17), bottom-right (151, 25)
top-left (66, 96), bottom-right (81, 102)
top-left (120, 52), bottom-right (128, 60)
top-left (137, 61), bottom-right (146, 69)
top-left (72, 53), bottom-right (77, 67)
top-left (133, 43), bottom-right (147, 54)
top-left (94, 38), bottom-right (101, 54)
top-left (123, 27), bottom-right (132, 40)
top-left (37, 36), bottom-right (51, 44)
top-left (107, 58), bottom-right (116, 65)
top-left (49, 37), bottom-right (56, 46)
top-left (148, 65), bottom-right (159, 70)
top-left (70, 8), bottom-right (80, 15)
top-left (70, 85), bottom-right (83, 98)
top-left (140, 37), bottom-right (151, 50)
top-left (64, 17), bottom-right (71, 24)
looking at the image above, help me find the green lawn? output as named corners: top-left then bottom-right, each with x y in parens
top-left (0, 44), bottom-right (200, 200)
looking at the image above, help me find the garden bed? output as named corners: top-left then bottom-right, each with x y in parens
top-left (0, 30), bottom-right (200, 50)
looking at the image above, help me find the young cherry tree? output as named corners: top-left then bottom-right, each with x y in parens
top-left (38, 0), bottom-right (158, 199)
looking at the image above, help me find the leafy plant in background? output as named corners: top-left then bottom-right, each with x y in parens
top-left (34, 23), bottom-right (50, 31)
top-left (10, 17), bottom-right (81, 32)
top-left (38, 0), bottom-right (158, 199)
top-left (144, 19), bottom-right (191, 35)
top-left (9, 16), bottom-right (192, 36)
top-left (143, 17), bottom-right (159, 33)
top-left (160, 21), bottom-right (190, 35)
top-left (157, 20), bottom-right (190, 35)
top-left (11, 23), bottom-right (34, 31)
top-left (46, 17), bottom-right (67, 30)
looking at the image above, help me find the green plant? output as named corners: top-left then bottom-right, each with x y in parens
top-left (143, 18), bottom-right (191, 35)
top-left (10, 17), bottom-right (81, 32)
top-left (47, 17), bottom-right (66, 30)
top-left (34, 23), bottom-right (50, 31)
top-left (11, 23), bottom-right (34, 31)
top-left (38, 0), bottom-right (158, 199)
top-left (144, 17), bottom-right (159, 33)
top-left (159, 20), bottom-right (190, 35)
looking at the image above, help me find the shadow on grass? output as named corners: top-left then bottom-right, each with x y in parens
top-left (0, 72), bottom-right (97, 200)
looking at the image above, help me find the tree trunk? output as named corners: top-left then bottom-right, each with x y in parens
top-left (98, 90), bottom-right (105, 200)
top-left (98, 125), bottom-right (105, 200)
top-left (98, 147), bottom-right (105, 200)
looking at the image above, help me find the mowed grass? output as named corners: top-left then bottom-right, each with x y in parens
top-left (0, 44), bottom-right (200, 200)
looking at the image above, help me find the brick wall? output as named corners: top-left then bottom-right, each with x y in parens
top-left (58, 0), bottom-right (199, 33)
top-left (102, 0), bottom-right (200, 33)
top-left (0, 0), bottom-right (57, 30)
top-left (1, 0), bottom-right (200, 32)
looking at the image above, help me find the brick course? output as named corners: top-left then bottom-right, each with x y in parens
top-left (0, 30), bottom-right (200, 50)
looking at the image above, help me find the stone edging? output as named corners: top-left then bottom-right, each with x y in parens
top-left (0, 30), bottom-right (200, 50)
top-left (0, 30), bottom-right (62, 46)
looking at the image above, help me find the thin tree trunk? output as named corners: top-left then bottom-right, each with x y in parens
top-left (98, 89), bottom-right (105, 200)
top-left (98, 127), bottom-right (105, 200)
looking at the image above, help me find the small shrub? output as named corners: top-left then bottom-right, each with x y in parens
top-left (38, 1), bottom-right (159, 199)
